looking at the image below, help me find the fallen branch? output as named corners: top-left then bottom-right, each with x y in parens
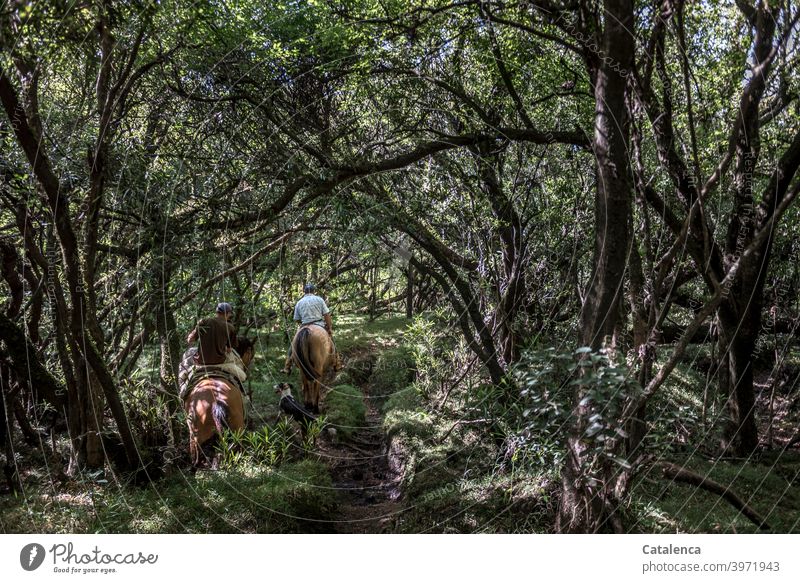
top-left (656, 461), bottom-right (770, 530)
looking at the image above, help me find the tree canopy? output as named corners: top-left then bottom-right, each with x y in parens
top-left (1, 0), bottom-right (799, 534)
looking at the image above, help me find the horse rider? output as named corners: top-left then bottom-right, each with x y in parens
top-left (282, 283), bottom-right (340, 374)
top-left (182, 302), bottom-right (248, 396)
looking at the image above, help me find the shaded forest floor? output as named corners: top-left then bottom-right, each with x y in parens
top-left (316, 349), bottom-right (403, 533)
top-left (1, 314), bottom-right (799, 533)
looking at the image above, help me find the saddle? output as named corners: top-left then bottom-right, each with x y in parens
top-left (178, 348), bottom-right (246, 401)
top-left (179, 365), bottom-right (247, 401)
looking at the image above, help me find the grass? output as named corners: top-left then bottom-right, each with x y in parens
top-left (383, 389), bottom-right (553, 533)
top-left (334, 313), bottom-right (410, 354)
top-left (1, 313), bottom-right (413, 534)
top-left (371, 346), bottom-right (416, 406)
top-left (0, 459), bottom-right (337, 533)
top-left (394, 472), bottom-right (553, 533)
top-left (324, 384), bottom-right (367, 439)
top-left (630, 453), bottom-right (800, 533)
top-left (630, 347), bottom-right (800, 533)
top-left (380, 378), bottom-right (553, 533)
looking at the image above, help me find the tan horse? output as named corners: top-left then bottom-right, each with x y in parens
top-left (291, 325), bottom-right (335, 414)
top-left (185, 337), bottom-right (255, 468)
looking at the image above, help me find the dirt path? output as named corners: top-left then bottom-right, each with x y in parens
top-left (318, 377), bottom-right (404, 533)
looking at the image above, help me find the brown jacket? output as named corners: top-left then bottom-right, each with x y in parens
top-left (193, 316), bottom-right (236, 365)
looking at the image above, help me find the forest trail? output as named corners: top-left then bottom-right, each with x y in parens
top-left (317, 351), bottom-right (405, 533)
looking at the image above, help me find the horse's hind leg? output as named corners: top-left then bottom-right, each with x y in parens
top-left (198, 435), bottom-right (220, 470)
top-left (302, 377), bottom-right (314, 411)
top-left (187, 418), bottom-right (201, 468)
top-left (310, 380), bottom-right (321, 415)
top-left (189, 438), bottom-right (199, 468)
top-left (207, 438), bottom-right (221, 470)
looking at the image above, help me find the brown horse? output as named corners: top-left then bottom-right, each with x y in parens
top-left (291, 325), bottom-right (335, 414)
top-left (185, 337), bottom-right (255, 468)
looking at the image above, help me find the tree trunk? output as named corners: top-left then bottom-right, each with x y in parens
top-left (0, 312), bottom-right (68, 411)
top-left (75, 364), bottom-right (105, 469)
top-left (406, 262), bottom-right (414, 319)
top-left (559, 0), bottom-right (635, 534)
top-left (155, 271), bottom-right (182, 446)
top-left (155, 267), bottom-right (181, 397)
top-left (717, 299), bottom-right (760, 455)
top-left (626, 228), bottom-right (653, 455)
top-left (1, 362), bottom-right (21, 494)
top-left (158, 308), bottom-right (181, 397)
top-left (0, 361), bottom-right (8, 449)
top-left (712, 5), bottom-right (777, 458)
top-left (474, 144), bottom-right (529, 366)
top-left (1, 63), bottom-right (140, 471)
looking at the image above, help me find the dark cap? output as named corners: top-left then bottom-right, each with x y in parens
top-left (303, 283), bottom-right (316, 293)
top-left (216, 302), bottom-right (233, 314)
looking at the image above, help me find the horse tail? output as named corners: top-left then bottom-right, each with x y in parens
top-left (295, 326), bottom-right (318, 380)
top-left (211, 392), bottom-right (230, 434)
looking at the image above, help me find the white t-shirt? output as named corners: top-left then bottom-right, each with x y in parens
top-left (293, 294), bottom-right (330, 326)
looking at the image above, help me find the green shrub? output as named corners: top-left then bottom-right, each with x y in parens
top-left (333, 370), bottom-right (354, 385)
top-left (118, 375), bottom-right (174, 448)
top-left (383, 383), bottom-right (421, 414)
top-left (371, 346), bottom-right (415, 403)
top-left (324, 384), bottom-right (366, 438)
top-left (216, 421), bottom-right (295, 469)
top-left (513, 346), bottom-right (641, 473)
top-left (345, 353), bottom-right (375, 385)
top-left (404, 312), bottom-right (458, 399)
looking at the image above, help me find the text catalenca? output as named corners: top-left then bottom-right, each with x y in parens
top-left (642, 545), bottom-right (701, 555)
top-left (50, 543), bottom-right (158, 565)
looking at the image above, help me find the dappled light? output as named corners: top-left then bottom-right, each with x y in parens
top-left (1, 0), bottom-right (799, 540)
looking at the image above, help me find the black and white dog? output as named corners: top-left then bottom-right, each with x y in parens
top-left (274, 382), bottom-right (317, 430)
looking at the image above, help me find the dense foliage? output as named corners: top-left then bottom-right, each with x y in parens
top-left (1, 0), bottom-right (799, 533)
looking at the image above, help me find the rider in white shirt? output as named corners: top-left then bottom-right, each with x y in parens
top-left (282, 283), bottom-right (339, 374)
top-left (293, 284), bottom-right (332, 331)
